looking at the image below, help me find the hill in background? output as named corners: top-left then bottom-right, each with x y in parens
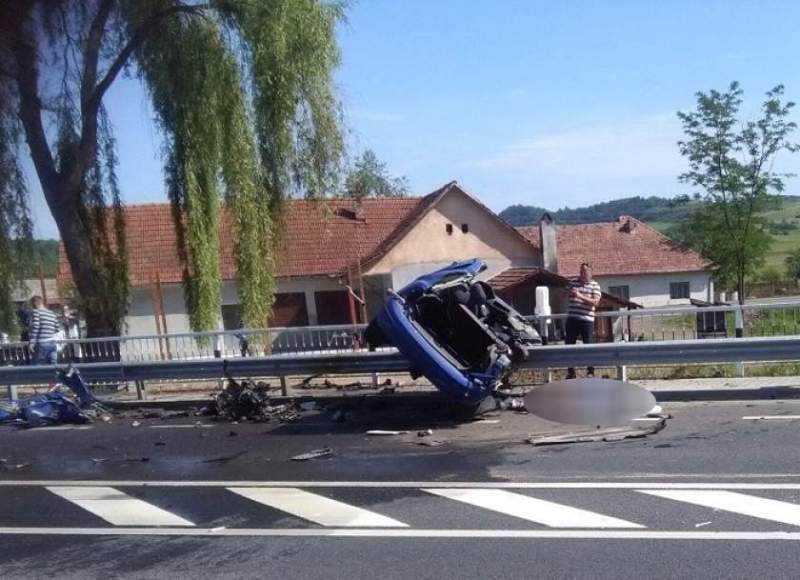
top-left (500, 195), bottom-right (800, 271)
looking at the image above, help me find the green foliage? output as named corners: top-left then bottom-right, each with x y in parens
top-left (3, 1), bottom-right (344, 334)
top-left (131, 0), bottom-right (344, 330)
top-left (345, 150), bottom-right (409, 198)
top-left (785, 246), bottom-right (800, 279)
top-left (676, 82), bottom-right (798, 303)
top-left (0, 81), bottom-right (33, 333)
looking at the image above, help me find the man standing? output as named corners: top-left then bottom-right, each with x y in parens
top-left (28, 296), bottom-right (60, 365)
top-left (565, 263), bottom-right (602, 379)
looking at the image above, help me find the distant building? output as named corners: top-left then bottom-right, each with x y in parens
top-left (57, 182), bottom-right (711, 336)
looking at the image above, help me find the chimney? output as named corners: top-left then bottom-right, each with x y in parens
top-left (539, 213), bottom-right (558, 273)
top-left (354, 198), bottom-right (366, 221)
top-left (619, 215), bottom-right (637, 233)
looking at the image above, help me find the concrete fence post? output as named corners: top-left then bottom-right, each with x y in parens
top-left (734, 305), bottom-right (745, 377)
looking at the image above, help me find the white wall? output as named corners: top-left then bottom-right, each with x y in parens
top-left (594, 271), bottom-right (713, 308)
top-left (124, 276), bottom-right (348, 335)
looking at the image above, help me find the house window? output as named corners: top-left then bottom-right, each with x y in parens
top-left (608, 285), bottom-right (630, 301)
top-left (461, 223), bottom-right (469, 233)
top-left (670, 281), bottom-right (690, 299)
top-left (221, 304), bottom-right (242, 331)
top-left (446, 223), bottom-right (453, 235)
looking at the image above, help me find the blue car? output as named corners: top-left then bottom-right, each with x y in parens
top-left (365, 259), bottom-right (542, 407)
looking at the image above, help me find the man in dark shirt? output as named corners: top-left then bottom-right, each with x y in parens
top-left (565, 263), bottom-right (602, 379)
top-left (28, 296), bottom-right (60, 365)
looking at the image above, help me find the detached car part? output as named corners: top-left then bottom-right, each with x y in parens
top-left (365, 259), bottom-right (541, 407)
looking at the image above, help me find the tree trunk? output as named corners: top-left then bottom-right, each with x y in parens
top-left (737, 273), bottom-right (746, 306)
top-left (46, 182), bottom-right (121, 337)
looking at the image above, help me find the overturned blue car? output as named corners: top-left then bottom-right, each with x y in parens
top-left (365, 259), bottom-right (542, 407)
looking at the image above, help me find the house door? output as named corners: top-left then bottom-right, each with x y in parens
top-left (270, 293), bottom-right (309, 327)
top-left (315, 290), bottom-right (361, 325)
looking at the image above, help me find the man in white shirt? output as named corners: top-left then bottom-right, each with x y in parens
top-left (565, 263), bottom-right (602, 379)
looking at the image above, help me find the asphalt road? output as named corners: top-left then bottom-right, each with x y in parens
top-left (2, 398), bottom-right (800, 579)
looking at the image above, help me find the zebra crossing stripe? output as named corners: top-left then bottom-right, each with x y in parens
top-left (423, 488), bottom-right (644, 528)
top-left (46, 486), bottom-right (195, 527)
top-left (227, 487), bottom-right (408, 527)
top-left (639, 490), bottom-right (800, 527)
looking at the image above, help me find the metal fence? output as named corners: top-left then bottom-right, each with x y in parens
top-left (5, 300), bottom-right (800, 369)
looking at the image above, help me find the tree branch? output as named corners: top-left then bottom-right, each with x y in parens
top-left (12, 13), bottom-right (59, 195)
top-left (81, 0), bottom-right (115, 110)
top-left (87, 3), bottom-right (209, 112)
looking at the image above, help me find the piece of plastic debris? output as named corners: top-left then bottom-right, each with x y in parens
top-left (91, 458), bottom-right (108, 464)
top-left (695, 521), bottom-right (712, 528)
top-left (528, 419), bottom-right (667, 446)
top-left (100, 414), bottom-right (112, 423)
top-left (366, 430), bottom-right (408, 436)
top-left (131, 421), bottom-right (141, 427)
top-left (200, 450), bottom-right (247, 463)
top-left (154, 441), bottom-right (166, 446)
top-left (417, 429), bottom-right (434, 437)
top-left (291, 448), bottom-right (333, 461)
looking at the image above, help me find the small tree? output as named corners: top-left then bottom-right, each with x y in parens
top-left (345, 150), bottom-right (409, 199)
top-left (678, 82), bottom-right (798, 304)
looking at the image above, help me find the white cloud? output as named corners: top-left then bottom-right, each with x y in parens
top-left (472, 113), bottom-right (685, 181)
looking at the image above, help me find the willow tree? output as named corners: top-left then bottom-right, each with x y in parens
top-left (0, 0), bottom-right (344, 336)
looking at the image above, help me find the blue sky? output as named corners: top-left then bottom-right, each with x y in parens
top-left (28, 0), bottom-right (800, 238)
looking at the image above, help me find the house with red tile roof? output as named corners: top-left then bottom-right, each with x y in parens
top-left (516, 215), bottom-right (714, 308)
top-left (58, 181), bottom-right (710, 334)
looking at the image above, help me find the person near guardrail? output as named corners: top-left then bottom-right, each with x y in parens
top-left (28, 296), bottom-right (59, 365)
top-left (565, 263), bottom-right (602, 379)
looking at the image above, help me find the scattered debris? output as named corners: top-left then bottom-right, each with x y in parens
top-left (528, 418), bottom-right (667, 446)
top-left (200, 450), bottom-right (248, 464)
top-left (91, 458), bottom-right (108, 464)
top-left (417, 429), bottom-right (434, 437)
top-left (366, 430), bottom-right (408, 436)
top-left (695, 521), bottom-right (712, 528)
top-left (291, 448), bottom-right (333, 461)
top-left (131, 421), bottom-right (141, 428)
top-left (417, 439), bottom-right (445, 447)
top-left (1, 461), bottom-right (31, 471)
top-left (154, 441), bottom-right (166, 446)
top-left (0, 367), bottom-right (107, 428)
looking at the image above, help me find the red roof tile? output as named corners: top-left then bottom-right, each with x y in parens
top-left (59, 197), bottom-right (424, 287)
top-left (516, 216), bottom-right (712, 277)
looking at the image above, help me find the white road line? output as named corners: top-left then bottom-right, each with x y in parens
top-left (639, 490), bottom-right (800, 527)
top-left (742, 415), bottom-right (800, 420)
top-left (1, 528), bottom-right (800, 539)
top-left (2, 480), bottom-right (800, 489)
top-left (227, 487), bottom-right (408, 528)
top-left (47, 486), bottom-right (195, 527)
top-left (423, 488), bottom-right (643, 528)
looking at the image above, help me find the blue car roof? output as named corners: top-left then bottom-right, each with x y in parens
top-left (398, 259), bottom-right (486, 299)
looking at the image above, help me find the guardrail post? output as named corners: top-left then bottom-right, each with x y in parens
top-left (616, 365), bottom-right (627, 381)
top-left (6, 385), bottom-right (17, 402)
top-left (135, 380), bottom-right (146, 400)
top-left (371, 372), bottom-right (380, 388)
top-left (280, 375), bottom-right (289, 397)
top-left (735, 305), bottom-right (745, 376)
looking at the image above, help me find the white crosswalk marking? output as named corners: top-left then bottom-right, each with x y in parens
top-left (227, 487), bottom-right (408, 527)
top-left (423, 488), bottom-right (644, 528)
top-left (639, 490), bottom-right (800, 527)
top-left (47, 486), bottom-right (194, 527)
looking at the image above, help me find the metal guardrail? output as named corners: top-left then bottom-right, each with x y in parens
top-left (4, 335), bottom-right (800, 387)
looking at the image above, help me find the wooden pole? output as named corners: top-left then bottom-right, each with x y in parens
top-left (346, 266), bottom-right (358, 326)
top-left (150, 273), bottom-right (165, 360)
top-left (356, 257), bottom-right (367, 323)
top-left (38, 263), bottom-right (48, 304)
top-left (154, 270), bottom-right (172, 359)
